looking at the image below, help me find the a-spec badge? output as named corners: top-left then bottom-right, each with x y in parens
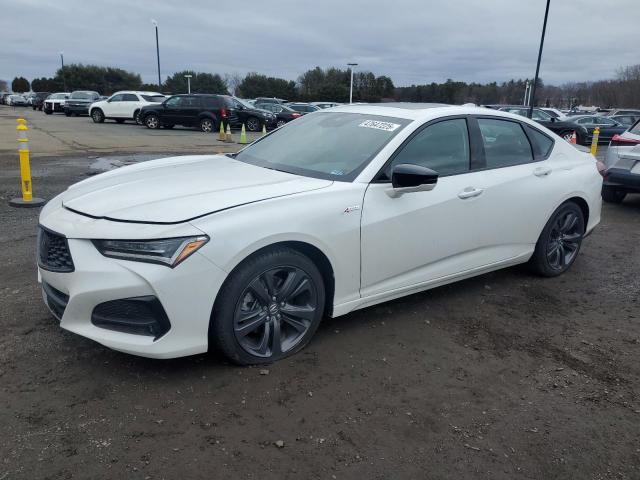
top-left (343, 205), bottom-right (361, 214)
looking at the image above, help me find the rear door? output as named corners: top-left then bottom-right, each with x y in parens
top-left (471, 116), bottom-right (560, 253)
top-left (120, 93), bottom-right (140, 118)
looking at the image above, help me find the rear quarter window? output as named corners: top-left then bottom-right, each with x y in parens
top-left (629, 120), bottom-right (640, 135)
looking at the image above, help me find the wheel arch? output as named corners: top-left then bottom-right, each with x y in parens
top-left (565, 196), bottom-right (590, 227)
top-left (214, 240), bottom-right (336, 318)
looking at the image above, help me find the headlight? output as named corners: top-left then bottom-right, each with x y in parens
top-left (92, 236), bottom-right (209, 268)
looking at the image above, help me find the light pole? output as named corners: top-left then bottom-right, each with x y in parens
top-left (59, 51), bottom-right (66, 91)
top-left (151, 19), bottom-right (161, 89)
top-left (347, 63), bottom-right (358, 104)
top-left (528, 0), bottom-right (551, 118)
top-left (184, 74), bottom-right (192, 94)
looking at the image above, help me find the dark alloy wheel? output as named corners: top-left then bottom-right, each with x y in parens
top-left (145, 114), bottom-right (160, 129)
top-left (91, 109), bottom-right (105, 123)
top-left (246, 116), bottom-right (261, 132)
top-left (211, 247), bottom-right (325, 365)
top-left (200, 118), bottom-right (214, 133)
top-left (529, 202), bottom-right (585, 277)
top-left (602, 185), bottom-right (626, 204)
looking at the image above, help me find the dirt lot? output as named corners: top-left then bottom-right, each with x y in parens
top-left (1, 107), bottom-right (639, 480)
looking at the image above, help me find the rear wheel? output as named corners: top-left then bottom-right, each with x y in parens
top-left (199, 117), bottom-right (214, 133)
top-left (528, 202), bottom-right (585, 277)
top-left (91, 109), bottom-right (105, 123)
top-left (145, 114), bottom-right (160, 129)
top-left (602, 185), bottom-right (626, 204)
top-left (246, 116), bottom-right (261, 132)
top-left (276, 119), bottom-right (286, 128)
top-left (560, 130), bottom-right (573, 142)
top-left (211, 247), bottom-right (325, 365)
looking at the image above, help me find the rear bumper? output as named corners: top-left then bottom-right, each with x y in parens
top-left (604, 168), bottom-right (640, 192)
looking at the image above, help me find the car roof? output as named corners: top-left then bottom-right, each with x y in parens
top-left (112, 90), bottom-right (164, 95)
top-left (328, 103), bottom-right (531, 122)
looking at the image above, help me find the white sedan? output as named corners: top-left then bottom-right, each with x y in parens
top-left (37, 104), bottom-right (602, 363)
top-left (89, 91), bottom-right (165, 124)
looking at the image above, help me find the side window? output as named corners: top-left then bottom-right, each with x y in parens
top-left (577, 117), bottom-right (593, 125)
top-left (532, 109), bottom-right (551, 121)
top-left (181, 96), bottom-right (200, 108)
top-left (110, 94), bottom-right (124, 102)
top-left (391, 119), bottom-right (470, 176)
top-left (596, 117), bottom-right (615, 126)
top-left (122, 93), bottom-right (138, 102)
top-left (478, 118), bottom-right (533, 169)
top-left (525, 125), bottom-right (554, 158)
top-left (165, 96), bottom-right (181, 107)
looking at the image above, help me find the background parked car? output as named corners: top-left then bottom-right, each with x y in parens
top-left (566, 115), bottom-right (627, 145)
top-left (541, 107), bottom-right (567, 120)
top-left (286, 103), bottom-right (320, 114)
top-left (31, 92), bottom-right (51, 111)
top-left (603, 118), bottom-right (640, 202)
top-left (140, 94), bottom-right (276, 133)
top-left (255, 102), bottom-right (303, 127)
top-left (311, 101), bottom-right (342, 109)
top-left (499, 106), bottom-right (590, 144)
top-left (0, 93), bottom-right (11, 105)
top-left (7, 94), bottom-right (27, 106)
top-left (89, 91), bottom-right (165, 124)
top-left (254, 97), bottom-right (287, 105)
top-left (610, 114), bottom-right (640, 127)
top-left (64, 91), bottom-right (101, 116)
top-left (43, 92), bottom-right (70, 114)
top-left (606, 109), bottom-right (640, 117)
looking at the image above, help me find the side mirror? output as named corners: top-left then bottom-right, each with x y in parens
top-left (388, 164), bottom-right (438, 198)
top-left (550, 117), bottom-right (556, 123)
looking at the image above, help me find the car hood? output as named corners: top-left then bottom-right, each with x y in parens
top-left (60, 155), bottom-right (332, 224)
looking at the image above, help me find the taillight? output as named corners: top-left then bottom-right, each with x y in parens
top-left (596, 160), bottom-right (606, 178)
top-left (610, 134), bottom-right (640, 147)
top-left (220, 108), bottom-right (227, 118)
top-left (291, 113), bottom-right (302, 118)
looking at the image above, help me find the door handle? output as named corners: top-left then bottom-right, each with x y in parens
top-left (533, 166), bottom-right (552, 177)
top-left (458, 187), bottom-right (484, 199)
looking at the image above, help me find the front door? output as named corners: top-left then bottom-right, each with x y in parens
top-left (361, 117), bottom-right (490, 297)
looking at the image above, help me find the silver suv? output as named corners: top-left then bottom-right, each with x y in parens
top-left (603, 119), bottom-right (640, 203)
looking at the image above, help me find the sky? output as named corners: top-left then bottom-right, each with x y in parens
top-left (1, 0), bottom-right (638, 88)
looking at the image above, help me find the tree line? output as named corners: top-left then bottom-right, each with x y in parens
top-left (6, 63), bottom-right (640, 108)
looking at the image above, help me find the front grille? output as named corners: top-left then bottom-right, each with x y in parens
top-left (38, 227), bottom-right (74, 272)
top-left (42, 282), bottom-right (69, 320)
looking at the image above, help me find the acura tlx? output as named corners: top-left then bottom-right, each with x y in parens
top-left (37, 104), bottom-right (602, 364)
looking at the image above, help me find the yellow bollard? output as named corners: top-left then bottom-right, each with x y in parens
top-left (9, 119), bottom-right (45, 208)
top-left (239, 124), bottom-right (248, 144)
top-left (590, 127), bottom-right (600, 156)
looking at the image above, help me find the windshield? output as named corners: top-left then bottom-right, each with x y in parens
top-left (235, 112), bottom-right (410, 181)
top-left (49, 93), bottom-right (67, 99)
top-left (71, 92), bottom-right (96, 99)
top-left (141, 94), bottom-right (165, 102)
top-left (233, 97), bottom-right (255, 109)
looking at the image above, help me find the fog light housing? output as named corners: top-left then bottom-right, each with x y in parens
top-left (91, 296), bottom-right (171, 339)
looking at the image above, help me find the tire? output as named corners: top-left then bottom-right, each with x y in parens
top-left (115, 119), bottom-right (125, 124)
top-left (44, 110), bottom-right (52, 115)
top-left (602, 185), bottom-right (626, 204)
top-left (64, 111), bottom-right (71, 117)
top-left (134, 110), bottom-right (142, 125)
top-left (560, 130), bottom-right (573, 142)
top-left (246, 116), bottom-right (261, 132)
top-left (211, 247), bottom-right (326, 365)
top-left (276, 119), bottom-right (286, 128)
top-left (528, 201), bottom-right (585, 277)
top-left (199, 117), bottom-right (214, 133)
top-left (91, 109), bottom-right (105, 123)
top-left (145, 114), bottom-right (160, 129)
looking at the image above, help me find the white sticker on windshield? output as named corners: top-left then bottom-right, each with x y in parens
top-left (358, 120), bottom-right (400, 132)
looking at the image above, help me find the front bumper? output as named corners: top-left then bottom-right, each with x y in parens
top-left (38, 228), bottom-right (227, 359)
top-left (44, 102), bottom-right (65, 112)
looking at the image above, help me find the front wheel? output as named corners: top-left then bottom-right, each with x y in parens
top-left (211, 247), bottom-right (326, 365)
top-left (246, 116), bottom-right (261, 132)
top-left (602, 186), bottom-right (626, 204)
top-left (528, 202), bottom-right (585, 277)
top-left (91, 109), bottom-right (105, 123)
top-left (276, 119), bottom-right (286, 128)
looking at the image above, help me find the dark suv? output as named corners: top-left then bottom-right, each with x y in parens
top-left (139, 94), bottom-right (276, 132)
top-left (64, 91), bottom-right (100, 116)
top-left (31, 92), bottom-right (51, 111)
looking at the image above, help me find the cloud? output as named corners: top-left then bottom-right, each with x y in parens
top-left (0, 0), bottom-right (636, 88)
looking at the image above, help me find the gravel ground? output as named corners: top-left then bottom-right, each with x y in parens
top-left (1, 142), bottom-right (639, 479)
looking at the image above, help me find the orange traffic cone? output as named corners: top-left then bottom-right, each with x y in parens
top-left (570, 131), bottom-right (577, 144)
